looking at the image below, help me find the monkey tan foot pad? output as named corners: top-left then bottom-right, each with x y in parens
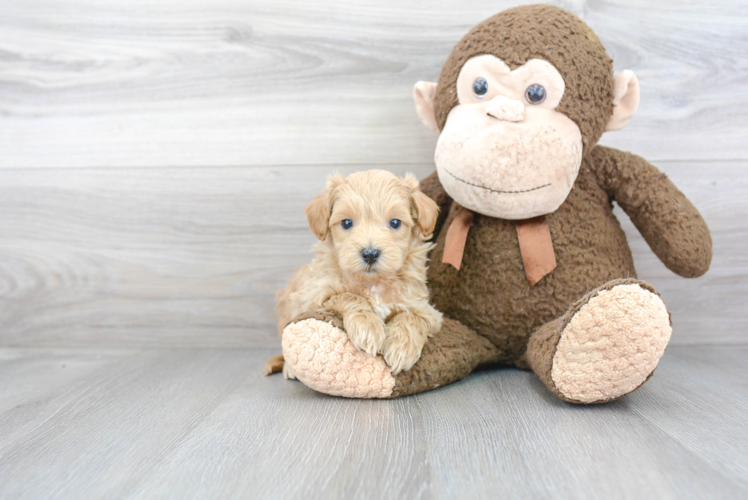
top-left (527, 279), bottom-right (672, 404)
top-left (282, 317), bottom-right (396, 398)
top-left (282, 312), bottom-right (504, 399)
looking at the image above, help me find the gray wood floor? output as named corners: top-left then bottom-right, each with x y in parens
top-left (0, 345), bottom-right (746, 499)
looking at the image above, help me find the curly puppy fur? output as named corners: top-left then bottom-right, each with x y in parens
top-left (276, 170), bottom-right (443, 376)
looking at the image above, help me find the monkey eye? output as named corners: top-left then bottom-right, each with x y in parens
top-left (389, 219), bottom-right (402, 229)
top-left (472, 77), bottom-right (489, 98)
top-left (341, 219), bottom-right (353, 230)
top-left (525, 84), bottom-right (546, 104)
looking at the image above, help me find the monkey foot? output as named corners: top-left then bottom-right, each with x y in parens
top-left (527, 279), bottom-right (672, 404)
top-left (553, 280), bottom-right (672, 403)
top-left (282, 312), bottom-right (504, 399)
top-left (282, 316), bottom-right (396, 399)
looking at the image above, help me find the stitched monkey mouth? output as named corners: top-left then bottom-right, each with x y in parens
top-left (443, 168), bottom-right (551, 194)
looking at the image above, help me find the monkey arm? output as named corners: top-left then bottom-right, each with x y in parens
top-left (419, 171), bottom-right (454, 239)
top-left (590, 146), bottom-right (712, 278)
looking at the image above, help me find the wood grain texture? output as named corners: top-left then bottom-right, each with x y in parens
top-left (0, 0), bottom-right (746, 168)
top-left (0, 348), bottom-right (136, 414)
top-left (1, 161), bottom-right (743, 347)
top-left (0, 349), bottom-right (254, 499)
top-left (628, 346), bottom-right (748, 491)
top-left (0, 346), bottom-right (746, 499)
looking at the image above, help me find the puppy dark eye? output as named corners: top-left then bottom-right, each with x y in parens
top-left (473, 77), bottom-right (488, 98)
top-left (341, 219), bottom-right (353, 230)
top-left (525, 84), bottom-right (546, 104)
top-left (389, 219), bottom-right (401, 229)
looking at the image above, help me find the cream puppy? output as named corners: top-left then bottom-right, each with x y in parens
top-left (274, 170), bottom-right (443, 376)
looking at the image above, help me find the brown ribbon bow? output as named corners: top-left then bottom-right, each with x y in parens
top-left (442, 207), bottom-right (557, 287)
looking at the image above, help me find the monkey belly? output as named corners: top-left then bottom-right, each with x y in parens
top-left (427, 169), bottom-right (636, 363)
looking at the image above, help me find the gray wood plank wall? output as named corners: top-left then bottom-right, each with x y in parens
top-left (1, 0), bottom-right (746, 347)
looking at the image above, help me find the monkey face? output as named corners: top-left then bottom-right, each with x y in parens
top-left (433, 55), bottom-right (583, 220)
top-left (414, 5), bottom-right (640, 220)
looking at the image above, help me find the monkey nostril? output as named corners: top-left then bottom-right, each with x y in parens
top-left (361, 248), bottom-right (380, 266)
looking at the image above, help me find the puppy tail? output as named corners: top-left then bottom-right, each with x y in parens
top-left (263, 354), bottom-right (285, 376)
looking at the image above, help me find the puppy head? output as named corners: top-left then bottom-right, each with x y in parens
top-left (305, 170), bottom-right (438, 279)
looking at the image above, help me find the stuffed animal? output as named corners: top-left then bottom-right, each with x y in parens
top-left (277, 4), bottom-right (712, 403)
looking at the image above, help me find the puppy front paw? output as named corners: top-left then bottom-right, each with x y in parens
top-left (343, 312), bottom-right (385, 356)
top-left (382, 322), bottom-right (426, 375)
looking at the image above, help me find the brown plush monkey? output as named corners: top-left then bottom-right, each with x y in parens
top-left (277, 4), bottom-right (712, 403)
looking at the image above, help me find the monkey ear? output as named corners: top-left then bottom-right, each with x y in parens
top-left (413, 81), bottom-right (440, 134)
top-left (606, 70), bottom-right (640, 131)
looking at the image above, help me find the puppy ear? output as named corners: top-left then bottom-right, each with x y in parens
top-left (326, 172), bottom-right (345, 191)
top-left (304, 173), bottom-right (344, 240)
top-left (411, 191), bottom-right (438, 236)
top-left (304, 193), bottom-right (330, 240)
top-left (404, 174), bottom-right (438, 237)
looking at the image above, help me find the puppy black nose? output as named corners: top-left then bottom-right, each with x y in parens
top-left (361, 248), bottom-right (380, 265)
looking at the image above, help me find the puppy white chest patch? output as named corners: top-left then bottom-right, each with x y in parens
top-left (372, 303), bottom-right (393, 321)
top-left (367, 281), bottom-right (396, 321)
